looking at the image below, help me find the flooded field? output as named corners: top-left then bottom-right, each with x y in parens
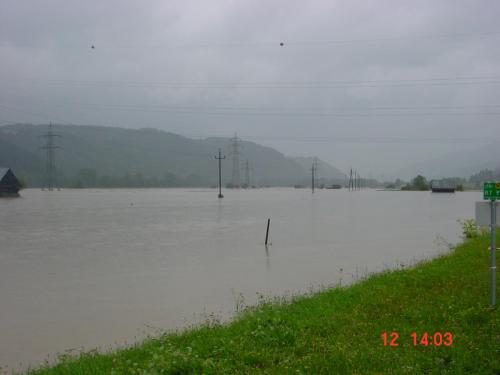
top-left (0, 188), bottom-right (481, 370)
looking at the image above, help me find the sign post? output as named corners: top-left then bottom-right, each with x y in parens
top-left (483, 182), bottom-right (499, 306)
top-left (491, 200), bottom-right (496, 306)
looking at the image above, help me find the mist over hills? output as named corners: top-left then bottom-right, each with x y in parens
top-left (395, 143), bottom-right (500, 180)
top-left (3, 123), bottom-right (497, 188)
top-left (290, 157), bottom-right (346, 185)
top-left (0, 123), bottom-right (345, 187)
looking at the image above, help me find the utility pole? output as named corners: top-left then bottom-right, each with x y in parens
top-left (311, 158), bottom-right (317, 193)
top-left (352, 170), bottom-right (361, 191)
top-left (215, 148), bottom-right (225, 198)
top-left (349, 168), bottom-right (353, 191)
top-left (41, 123), bottom-right (62, 191)
top-left (230, 133), bottom-right (242, 189)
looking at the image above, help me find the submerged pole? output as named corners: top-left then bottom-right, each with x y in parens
top-left (265, 218), bottom-right (270, 245)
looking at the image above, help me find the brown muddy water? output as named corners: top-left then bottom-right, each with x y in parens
top-left (0, 188), bottom-right (481, 371)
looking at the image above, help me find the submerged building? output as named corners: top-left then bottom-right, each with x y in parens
top-left (430, 179), bottom-right (456, 193)
top-left (0, 168), bottom-right (22, 197)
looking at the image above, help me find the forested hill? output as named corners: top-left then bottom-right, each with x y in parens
top-left (0, 124), bottom-right (345, 188)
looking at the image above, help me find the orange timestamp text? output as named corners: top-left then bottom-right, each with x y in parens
top-left (381, 331), bottom-right (453, 347)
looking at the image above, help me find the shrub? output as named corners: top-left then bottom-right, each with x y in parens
top-left (457, 219), bottom-right (483, 239)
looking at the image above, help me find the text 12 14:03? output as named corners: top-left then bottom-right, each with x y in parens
top-left (381, 332), bottom-right (453, 347)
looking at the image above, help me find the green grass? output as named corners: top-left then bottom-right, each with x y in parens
top-left (26, 234), bottom-right (499, 374)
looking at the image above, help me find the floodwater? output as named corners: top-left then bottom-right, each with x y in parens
top-left (0, 188), bottom-right (481, 370)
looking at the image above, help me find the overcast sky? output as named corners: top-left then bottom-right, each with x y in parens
top-left (1, 0), bottom-right (499, 178)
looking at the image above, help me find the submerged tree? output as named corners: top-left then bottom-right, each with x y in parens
top-left (402, 175), bottom-right (429, 191)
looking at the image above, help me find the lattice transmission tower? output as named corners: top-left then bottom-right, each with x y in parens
top-left (41, 123), bottom-right (62, 191)
top-left (230, 133), bottom-right (243, 188)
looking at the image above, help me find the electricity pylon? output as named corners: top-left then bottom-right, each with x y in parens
top-left (41, 123), bottom-right (62, 191)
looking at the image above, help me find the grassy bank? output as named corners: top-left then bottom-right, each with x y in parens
top-left (27, 235), bottom-right (499, 374)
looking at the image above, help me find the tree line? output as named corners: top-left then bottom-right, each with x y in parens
top-left (64, 169), bottom-right (205, 188)
top-left (384, 168), bottom-right (500, 191)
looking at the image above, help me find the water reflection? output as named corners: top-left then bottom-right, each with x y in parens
top-left (0, 188), bottom-right (480, 370)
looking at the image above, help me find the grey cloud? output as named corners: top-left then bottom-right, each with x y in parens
top-left (0, 0), bottom-right (499, 177)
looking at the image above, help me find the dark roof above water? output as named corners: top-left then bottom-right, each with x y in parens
top-left (0, 168), bottom-right (9, 180)
top-left (0, 167), bottom-right (21, 196)
top-left (0, 167), bottom-right (20, 183)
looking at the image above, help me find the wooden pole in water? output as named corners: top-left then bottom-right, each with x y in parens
top-left (265, 218), bottom-right (270, 245)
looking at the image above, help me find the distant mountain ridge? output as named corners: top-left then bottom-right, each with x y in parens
top-left (0, 123), bottom-right (345, 187)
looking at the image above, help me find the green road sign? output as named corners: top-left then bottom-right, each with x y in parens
top-left (484, 182), bottom-right (500, 200)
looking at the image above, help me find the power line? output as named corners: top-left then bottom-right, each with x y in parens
top-left (44, 109), bottom-right (500, 118)
top-left (233, 135), bottom-right (500, 144)
top-left (10, 75), bottom-right (500, 89)
top-left (0, 103), bottom-right (71, 124)
top-left (5, 101), bottom-right (500, 118)
top-left (166, 131), bottom-right (500, 145)
top-left (283, 30), bottom-right (500, 45)
top-left (237, 134), bottom-right (500, 143)
top-left (1, 111), bottom-right (498, 145)
top-left (16, 99), bottom-right (500, 112)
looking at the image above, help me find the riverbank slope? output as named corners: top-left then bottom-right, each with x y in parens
top-left (27, 234), bottom-right (499, 374)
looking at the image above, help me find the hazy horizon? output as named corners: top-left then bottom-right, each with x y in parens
top-left (2, 121), bottom-right (498, 182)
top-left (1, 1), bottom-right (499, 179)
